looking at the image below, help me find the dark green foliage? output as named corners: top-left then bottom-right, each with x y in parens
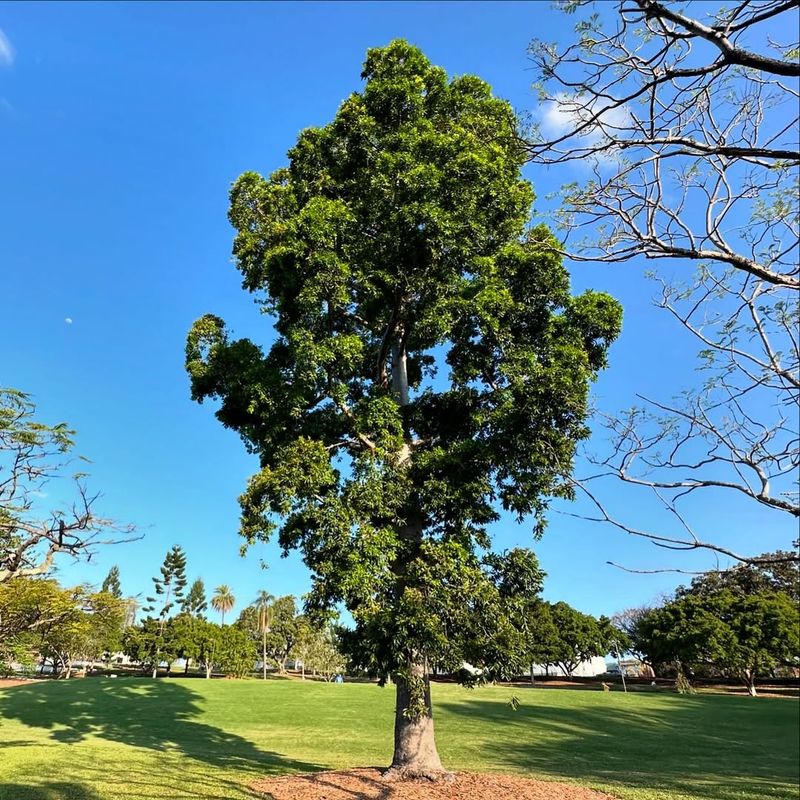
top-left (122, 617), bottom-right (178, 674)
top-left (634, 589), bottom-right (799, 694)
top-left (544, 602), bottom-right (622, 677)
top-left (216, 626), bottom-right (256, 677)
top-left (264, 596), bottom-right (299, 672)
top-left (678, 548), bottom-right (800, 604)
top-left (186, 40), bottom-right (621, 690)
top-left (143, 546), bottom-right (187, 620)
top-left (182, 578), bottom-right (208, 617)
top-left (101, 566), bottom-right (122, 599)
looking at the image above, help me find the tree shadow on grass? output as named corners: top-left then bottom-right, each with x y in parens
top-left (0, 679), bottom-right (320, 778)
top-left (437, 690), bottom-right (800, 800)
top-left (0, 782), bottom-right (104, 800)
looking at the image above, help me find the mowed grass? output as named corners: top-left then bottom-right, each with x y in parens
top-left (0, 678), bottom-right (797, 800)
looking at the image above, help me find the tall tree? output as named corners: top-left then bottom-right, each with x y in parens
top-left (253, 590), bottom-right (275, 680)
top-left (0, 389), bottom-right (135, 583)
top-left (142, 545), bottom-right (187, 677)
top-left (101, 566), bottom-right (122, 598)
top-left (210, 585), bottom-right (235, 626)
top-left (186, 40), bottom-right (621, 777)
top-left (527, 0), bottom-right (799, 567)
top-left (262, 595), bottom-right (299, 674)
top-left (182, 578), bottom-right (208, 617)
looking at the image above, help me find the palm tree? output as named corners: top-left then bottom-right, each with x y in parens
top-left (211, 585), bottom-right (235, 626)
top-left (253, 590), bottom-right (275, 680)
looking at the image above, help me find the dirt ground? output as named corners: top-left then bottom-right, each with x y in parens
top-left (252, 769), bottom-right (617, 800)
top-left (0, 678), bottom-right (28, 689)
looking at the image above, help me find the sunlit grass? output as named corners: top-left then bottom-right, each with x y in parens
top-left (0, 678), bottom-right (796, 800)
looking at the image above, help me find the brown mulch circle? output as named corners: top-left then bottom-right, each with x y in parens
top-left (252, 769), bottom-right (618, 800)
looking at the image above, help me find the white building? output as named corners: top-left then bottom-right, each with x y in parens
top-left (530, 656), bottom-right (608, 678)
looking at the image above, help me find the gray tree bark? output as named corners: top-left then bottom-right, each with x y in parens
top-left (387, 658), bottom-right (446, 780)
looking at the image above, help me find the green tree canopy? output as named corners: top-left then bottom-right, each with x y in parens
top-left (101, 566), bottom-right (122, 599)
top-left (186, 39), bottom-right (621, 777)
top-left (635, 588), bottom-right (799, 696)
top-left (545, 602), bottom-right (618, 678)
top-left (182, 578), bottom-right (208, 618)
top-left (678, 550), bottom-right (800, 604)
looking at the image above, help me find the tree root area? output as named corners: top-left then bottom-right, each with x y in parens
top-left (252, 769), bottom-right (618, 800)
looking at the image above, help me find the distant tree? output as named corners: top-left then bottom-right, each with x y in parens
top-left (547, 602), bottom-right (614, 678)
top-left (524, 601), bottom-right (560, 680)
top-left (713, 591), bottom-right (799, 695)
top-left (182, 578), bottom-right (208, 617)
top-left (0, 577), bottom-right (76, 672)
top-left (217, 625), bottom-right (256, 677)
top-left (189, 619), bottom-right (253, 678)
top-left (678, 549), bottom-right (800, 604)
top-left (253, 590), bottom-right (275, 680)
top-left (122, 617), bottom-right (178, 677)
top-left (612, 604), bottom-right (663, 673)
top-left (263, 596), bottom-right (299, 674)
top-left (40, 589), bottom-right (125, 678)
top-left (187, 619), bottom-right (218, 679)
top-left (0, 389), bottom-right (134, 583)
top-left (100, 566), bottom-right (122, 598)
top-left (170, 612), bottom-right (204, 675)
top-left (636, 588), bottom-right (799, 695)
top-left (295, 619), bottom-right (347, 681)
top-left (141, 545), bottom-right (187, 677)
top-left (185, 39), bottom-right (621, 777)
top-left (85, 590), bottom-right (127, 661)
top-left (211, 585), bottom-right (235, 626)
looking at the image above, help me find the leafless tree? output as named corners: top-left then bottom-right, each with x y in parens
top-left (0, 388), bottom-right (136, 583)
top-left (527, 0), bottom-right (799, 565)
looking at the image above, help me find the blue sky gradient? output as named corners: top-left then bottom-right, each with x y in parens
top-left (1, 2), bottom-right (793, 622)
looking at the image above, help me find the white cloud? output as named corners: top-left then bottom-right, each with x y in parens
top-left (64, 317), bottom-right (73, 325)
top-left (0, 29), bottom-right (14, 67)
top-left (540, 93), bottom-right (632, 142)
top-left (538, 93), bottom-right (633, 170)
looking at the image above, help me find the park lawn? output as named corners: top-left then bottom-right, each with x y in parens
top-left (0, 678), bottom-right (796, 800)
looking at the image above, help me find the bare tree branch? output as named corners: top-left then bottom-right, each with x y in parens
top-left (529, 1), bottom-right (799, 570)
top-left (0, 388), bottom-right (138, 583)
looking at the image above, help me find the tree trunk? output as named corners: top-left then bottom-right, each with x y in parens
top-left (262, 632), bottom-right (267, 680)
top-left (205, 663), bottom-right (212, 679)
top-left (530, 665), bottom-right (535, 685)
top-left (386, 658), bottom-right (446, 780)
top-left (184, 658), bottom-right (190, 676)
top-left (744, 671), bottom-right (758, 697)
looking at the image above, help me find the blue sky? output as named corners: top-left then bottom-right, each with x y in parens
top-left (1, 2), bottom-right (794, 622)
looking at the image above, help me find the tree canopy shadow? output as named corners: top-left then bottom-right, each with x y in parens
top-left (437, 690), bottom-right (799, 800)
top-left (0, 782), bottom-right (104, 800)
top-left (0, 679), bottom-right (320, 778)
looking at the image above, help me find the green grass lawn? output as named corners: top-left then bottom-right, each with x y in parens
top-left (0, 678), bottom-right (796, 800)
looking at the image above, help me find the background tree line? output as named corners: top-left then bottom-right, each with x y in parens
top-left (614, 549), bottom-right (799, 695)
top-left (3, 539), bottom-right (796, 692)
